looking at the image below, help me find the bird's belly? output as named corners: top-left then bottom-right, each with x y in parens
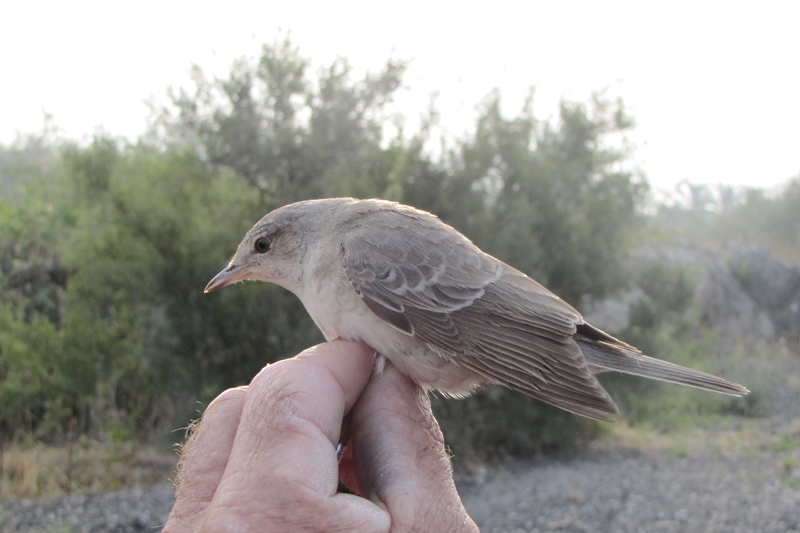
top-left (372, 336), bottom-right (486, 397)
top-left (301, 292), bottom-right (484, 396)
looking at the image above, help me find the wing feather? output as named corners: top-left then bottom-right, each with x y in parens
top-left (340, 211), bottom-right (620, 421)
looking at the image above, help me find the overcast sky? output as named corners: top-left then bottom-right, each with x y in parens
top-left (2, 1), bottom-right (798, 193)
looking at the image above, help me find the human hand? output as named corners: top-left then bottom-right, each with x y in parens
top-left (163, 340), bottom-right (477, 532)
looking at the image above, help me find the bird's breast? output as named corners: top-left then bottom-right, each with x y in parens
top-left (298, 250), bottom-right (486, 395)
top-left (299, 261), bottom-right (371, 341)
top-left (299, 277), bottom-right (484, 396)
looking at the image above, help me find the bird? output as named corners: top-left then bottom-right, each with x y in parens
top-left (205, 198), bottom-right (748, 422)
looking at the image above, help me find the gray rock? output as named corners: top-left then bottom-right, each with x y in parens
top-left (724, 244), bottom-right (800, 336)
top-left (582, 245), bottom-right (794, 344)
top-left (724, 244), bottom-right (800, 310)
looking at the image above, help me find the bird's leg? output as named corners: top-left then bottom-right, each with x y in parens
top-left (336, 411), bottom-right (352, 462)
top-left (336, 411), bottom-right (356, 494)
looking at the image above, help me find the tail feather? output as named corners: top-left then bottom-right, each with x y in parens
top-left (576, 339), bottom-right (749, 397)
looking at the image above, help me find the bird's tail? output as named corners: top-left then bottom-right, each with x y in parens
top-left (576, 329), bottom-right (749, 397)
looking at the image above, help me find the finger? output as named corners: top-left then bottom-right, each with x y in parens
top-left (164, 386), bottom-right (247, 533)
top-left (201, 340), bottom-right (390, 532)
top-left (352, 362), bottom-right (478, 532)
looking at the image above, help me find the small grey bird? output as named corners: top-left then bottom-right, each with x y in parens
top-left (205, 198), bottom-right (748, 422)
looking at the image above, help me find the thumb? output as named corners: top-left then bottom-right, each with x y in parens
top-left (350, 361), bottom-right (477, 532)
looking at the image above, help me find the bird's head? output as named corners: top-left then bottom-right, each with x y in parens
top-left (204, 198), bottom-right (352, 295)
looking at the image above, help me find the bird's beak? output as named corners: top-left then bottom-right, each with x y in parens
top-left (204, 264), bottom-right (249, 293)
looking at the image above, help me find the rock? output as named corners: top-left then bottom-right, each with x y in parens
top-left (723, 244), bottom-right (800, 336)
top-left (581, 244), bottom-right (799, 344)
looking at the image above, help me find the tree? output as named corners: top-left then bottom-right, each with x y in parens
top-left (165, 36), bottom-right (407, 208)
top-left (455, 92), bottom-right (648, 303)
top-left (2, 38), bottom-right (652, 461)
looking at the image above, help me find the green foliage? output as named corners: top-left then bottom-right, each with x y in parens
top-left (650, 177), bottom-right (800, 263)
top-left (1, 37), bottom-right (650, 458)
top-left (456, 92), bottom-right (648, 303)
top-left (599, 263), bottom-right (774, 431)
top-left (168, 36), bottom-right (407, 207)
top-left (0, 122), bottom-right (62, 199)
top-left (0, 179), bottom-right (78, 439)
top-left (620, 262), bottom-right (696, 356)
top-left (708, 176), bottom-right (800, 261)
top-left (433, 388), bottom-right (604, 466)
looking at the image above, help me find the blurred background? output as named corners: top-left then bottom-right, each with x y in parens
top-left (1, 0), bottom-right (799, 523)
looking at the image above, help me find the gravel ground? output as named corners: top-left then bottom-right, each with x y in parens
top-left (1, 484), bottom-right (175, 533)
top-left (3, 444), bottom-right (798, 533)
top-left (4, 362), bottom-right (799, 533)
top-left (460, 448), bottom-right (800, 533)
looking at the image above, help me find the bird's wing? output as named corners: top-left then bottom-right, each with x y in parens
top-left (341, 214), bottom-right (619, 421)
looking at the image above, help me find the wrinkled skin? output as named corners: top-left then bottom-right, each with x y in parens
top-left (164, 340), bottom-right (478, 533)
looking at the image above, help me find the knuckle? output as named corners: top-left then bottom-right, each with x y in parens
top-left (205, 483), bottom-right (332, 532)
top-left (243, 359), bottom-right (317, 440)
top-left (203, 386), bottom-right (247, 416)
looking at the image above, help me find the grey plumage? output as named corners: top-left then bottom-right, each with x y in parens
top-left (206, 198), bottom-right (748, 422)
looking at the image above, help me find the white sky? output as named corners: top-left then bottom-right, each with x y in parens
top-left (2, 1), bottom-right (798, 194)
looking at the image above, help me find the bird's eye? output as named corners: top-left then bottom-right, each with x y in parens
top-left (254, 237), bottom-right (271, 253)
